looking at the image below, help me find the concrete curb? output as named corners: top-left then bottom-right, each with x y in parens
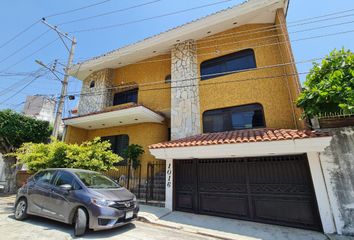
top-left (137, 215), bottom-right (236, 240)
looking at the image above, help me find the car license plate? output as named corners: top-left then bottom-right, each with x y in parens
top-left (125, 211), bottom-right (133, 219)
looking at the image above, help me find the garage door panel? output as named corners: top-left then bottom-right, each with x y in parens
top-left (252, 196), bottom-right (319, 227)
top-left (199, 183), bottom-right (247, 193)
top-left (175, 192), bottom-right (194, 212)
top-left (174, 155), bottom-right (322, 231)
top-left (199, 193), bottom-right (249, 217)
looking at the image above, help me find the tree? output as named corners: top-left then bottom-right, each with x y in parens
top-left (0, 109), bottom-right (52, 192)
top-left (9, 137), bottom-right (123, 173)
top-left (296, 48), bottom-right (354, 118)
top-left (123, 144), bottom-right (145, 170)
top-left (0, 109), bottom-right (51, 154)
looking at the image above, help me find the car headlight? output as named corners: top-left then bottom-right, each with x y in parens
top-left (91, 198), bottom-right (115, 207)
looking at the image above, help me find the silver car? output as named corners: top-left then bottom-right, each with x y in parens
top-left (14, 168), bottom-right (139, 236)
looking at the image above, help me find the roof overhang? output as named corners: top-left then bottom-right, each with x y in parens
top-left (69, 0), bottom-right (289, 80)
top-left (149, 137), bottom-right (332, 160)
top-left (63, 105), bottom-right (164, 130)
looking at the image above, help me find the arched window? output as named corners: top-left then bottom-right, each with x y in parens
top-left (165, 74), bottom-right (171, 83)
top-left (89, 81), bottom-right (95, 88)
top-left (200, 49), bottom-right (256, 80)
top-left (203, 103), bottom-right (265, 133)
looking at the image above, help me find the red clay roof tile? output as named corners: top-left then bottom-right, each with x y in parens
top-left (149, 128), bottom-right (330, 149)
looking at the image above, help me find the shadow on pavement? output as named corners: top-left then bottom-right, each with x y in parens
top-left (6, 214), bottom-right (136, 239)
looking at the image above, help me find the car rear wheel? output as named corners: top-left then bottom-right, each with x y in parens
top-left (74, 207), bottom-right (87, 237)
top-left (14, 198), bottom-right (28, 220)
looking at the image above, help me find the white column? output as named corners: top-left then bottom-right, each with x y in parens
top-left (165, 158), bottom-right (173, 210)
top-left (307, 152), bottom-right (336, 233)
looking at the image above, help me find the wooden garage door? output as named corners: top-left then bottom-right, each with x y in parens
top-left (174, 154), bottom-right (322, 231)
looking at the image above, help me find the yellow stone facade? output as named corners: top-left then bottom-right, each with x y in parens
top-left (65, 9), bottom-right (303, 173)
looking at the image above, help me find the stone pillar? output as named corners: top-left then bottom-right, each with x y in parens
top-left (171, 39), bottom-right (201, 140)
top-left (165, 158), bottom-right (173, 210)
top-left (78, 68), bottom-right (113, 115)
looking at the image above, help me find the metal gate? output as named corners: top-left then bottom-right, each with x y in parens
top-left (174, 154), bottom-right (322, 231)
top-left (146, 162), bottom-right (166, 204)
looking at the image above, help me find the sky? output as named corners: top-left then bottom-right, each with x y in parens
top-left (0, 0), bottom-right (353, 116)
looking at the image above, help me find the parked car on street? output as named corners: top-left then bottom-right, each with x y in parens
top-left (14, 168), bottom-right (139, 236)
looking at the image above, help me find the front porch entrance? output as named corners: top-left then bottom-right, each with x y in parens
top-left (174, 154), bottom-right (322, 231)
top-left (105, 161), bottom-right (166, 206)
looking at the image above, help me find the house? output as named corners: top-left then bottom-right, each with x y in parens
top-left (23, 95), bottom-right (56, 124)
top-left (64, 0), bottom-right (340, 235)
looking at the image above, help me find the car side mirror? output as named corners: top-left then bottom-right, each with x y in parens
top-left (59, 184), bottom-right (72, 191)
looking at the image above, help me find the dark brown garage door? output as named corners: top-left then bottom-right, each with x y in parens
top-left (174, 154), bottom-right (322, 231)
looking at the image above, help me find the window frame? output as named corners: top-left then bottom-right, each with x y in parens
top-left (101, 134), bottom-right (129, 164)
top-left (202, 103), bottom-right (266, 133)
top-left (200, 49), bottom-right (256, 81)
top-left (113, 88), bottom-right (138, 106)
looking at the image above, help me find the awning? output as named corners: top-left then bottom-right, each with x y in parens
top-left (63, 105), bottom-right (164, 130)
top-left (149, 129), bottom-right (332, 159)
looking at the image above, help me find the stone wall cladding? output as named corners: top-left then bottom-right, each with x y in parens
top-left (320, 127), bottom-right (354, 235)
top-left (171, 39), bottom-right (201, 140)
top-left (78, 69), bottom-right (113, 115)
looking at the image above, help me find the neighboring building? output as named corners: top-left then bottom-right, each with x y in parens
top-left (64, 0), bottom-right (347, 235)
top-left (23, 95), bottom-right (56, 124)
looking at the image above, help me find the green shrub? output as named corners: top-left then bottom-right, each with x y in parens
top-left (9, 137), bottom-right (122, 173)
top-left (296, 48), bottom-right (354, 118)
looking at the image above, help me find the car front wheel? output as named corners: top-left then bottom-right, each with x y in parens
top-left (74, 207), bottom-right (87, 236)
top-left (14, 198), bottom-right (28, 220)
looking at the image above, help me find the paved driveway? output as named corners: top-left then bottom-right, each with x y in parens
top-left (0, 196), bottom-right (212, 240)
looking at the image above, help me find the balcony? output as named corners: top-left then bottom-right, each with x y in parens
top-left (63, 103), bottom-right (164, 130)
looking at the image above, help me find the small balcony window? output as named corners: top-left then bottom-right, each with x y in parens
top-left (200, 49), bottom-right (256, 80)
top-left (89, 81), bottom-right (95, 88)
top-left (203, 103), bottom-right (265, 133)
top-left (113, 88), bottom-right (138, 106)
top-left (165, 74), bottom-right (171, 83)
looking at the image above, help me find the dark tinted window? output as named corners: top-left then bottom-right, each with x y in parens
top-left (200, 49), bottom-right (256, 80)
top-left (101, 135), bottom-right (129, 164)
top-left (75, 171), bottom-right (119, 189)
top-left (113, 89), bottom-right (138, 105)
top-left (55, 171), bottom-right (81, 190)
top-left (203, 104), bottom-right (265, 133)
top-left (34, 170), bottom-right (56, 185)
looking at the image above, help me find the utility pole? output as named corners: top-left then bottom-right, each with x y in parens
top-left (41, 18), bottom-right (76, 139)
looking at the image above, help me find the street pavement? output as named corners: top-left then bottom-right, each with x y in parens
top-left (0, 195), bottom-right (213, 240)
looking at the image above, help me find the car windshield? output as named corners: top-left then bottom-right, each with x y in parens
top-left (74, 171), bottom-right (120, 189)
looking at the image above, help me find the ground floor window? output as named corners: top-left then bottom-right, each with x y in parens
top-left (203, 103), bottom-right (265, 133)
top-left (101, 134), bottom-right (129, 164)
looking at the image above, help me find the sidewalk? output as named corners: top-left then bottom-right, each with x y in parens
top-left (138, 205), bottom-right (353, 240)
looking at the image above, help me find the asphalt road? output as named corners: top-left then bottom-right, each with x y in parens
top-left (0, 196), bottom-right (213, 240)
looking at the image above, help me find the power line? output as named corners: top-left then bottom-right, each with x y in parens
top-left (70, 26), bottom-right (354, 71)
top-left (44, 0), bottom-right (112, 19)
top-left (71, 0), bottom-right (233, 33)
top-left (0, 20), bottom-right (40, 49)
top-left (57, 0), bottom-right (162, 26)
top-left (66, 55), bottom-right (326, 97)
top-left (0, 37), bottom-right (59, 73)
top-left (0, 74), bottom-right (43, 104)
top-left (0, 30), bottom-right (50, 64)
top-left (72, 13), bottom-right (354, 65)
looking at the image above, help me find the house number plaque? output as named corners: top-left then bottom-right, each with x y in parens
top-left (166, 163), bottom-right (172, 188)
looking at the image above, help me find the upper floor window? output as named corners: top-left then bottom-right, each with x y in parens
top-left (113, 88), bottom-right (138, 106)
top-left (89, 81), bottom-right (95, 88)
top-left (200, 49), bottom-right (256, 80)
top-left (165, 74), bottom-right (171, 83)
top-left (203, 103), bottom-right (265, 133)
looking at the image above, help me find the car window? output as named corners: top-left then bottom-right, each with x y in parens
top-left (34, 170), bottom-right (56, 185)
top-left (54, 171), bottom-right (82, 190)
top-left (75, 171), bottom-right (120, 189)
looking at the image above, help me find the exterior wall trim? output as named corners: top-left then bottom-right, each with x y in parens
top-left (307, 152), bottom-right (337, 234)
top-left (149, 137), bottom-right (332, 160)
